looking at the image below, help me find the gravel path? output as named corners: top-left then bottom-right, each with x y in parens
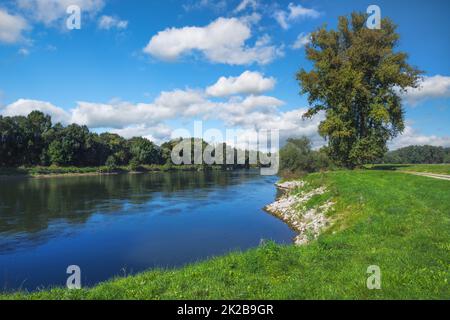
top-left (401, 171), bottom-right (450, 181)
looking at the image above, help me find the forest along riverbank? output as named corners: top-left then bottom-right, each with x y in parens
top-left (265, 180), bottom-right (335, 245)
top-left (0, 164), bottom-right (244, 179)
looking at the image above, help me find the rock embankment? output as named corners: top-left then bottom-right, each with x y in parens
top-left (266, 181), bottom-right (334, 246)
top-left (275, 181), bottom-right (306, 190)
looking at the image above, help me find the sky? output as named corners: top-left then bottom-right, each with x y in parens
top-left (0, 0), bottom-right (449, 150)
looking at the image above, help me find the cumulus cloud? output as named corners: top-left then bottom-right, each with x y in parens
top-left (70, 90), bottom-right (210, 128)
top-left (402, 75), bottom-right (450, 105)
top-left (274, 3), bottom-right (320, 30)
top-left (1, 99), bottom-right (71, 124)
top-left (110, 124), bottom-right (173, 144)
top-left (16, 0), bottom-right (105, 25)
top-left (389, 125), bottom-right (450, 150)
top-left (0, 9), bottom-right (28, 44)
top-left (98, 15), bottom-right (128, 30)
top-left (292, 32), bottom-right (311, 49)
top-left (206, 71), bottom-right (275, 97)
top-left (234, 0), bottom-right (258, 13)
top-left (0, 67), bottom-right (325, 149)
top-left (143, 17), bottom-right (282, 65)
top-left (70, 101), bottom-right (158, 128)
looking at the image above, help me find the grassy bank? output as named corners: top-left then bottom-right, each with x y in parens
top-left (367, 164), bottom-right (450, 175)
top-left (1, 170), bottom-right (448, 299)
top-left (0, 164), bottom-right (232, 178)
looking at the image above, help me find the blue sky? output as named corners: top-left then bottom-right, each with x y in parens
top-left (0, 0), bottom-right (449, 149)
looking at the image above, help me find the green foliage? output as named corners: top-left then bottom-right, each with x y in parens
top-left (1, 111), bottom-right (270, 171)
top-left (105, 155), bottom-right (118, 170)
top-left (128, 137), bottom-right (162, 165)
top-left (445, 153), bottom-right (450, 164)
top-left (279, 137), bottom-right (331, 175)
top-left (0, 113), bottom-right (160, 168)
top-left (0, 111), bottom-right (52, 166)
top-left (381, 145), bottom-right (449, 164)
top-left (128, 158), bottom-right (141, 172)
top-left (298, 12), bottom-right (422, 168)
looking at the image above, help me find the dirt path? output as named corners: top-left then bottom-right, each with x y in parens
top-left (401, 171), bottom-right (450, 181)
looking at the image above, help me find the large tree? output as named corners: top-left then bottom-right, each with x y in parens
top-left (297, 12), bottom-right (422, 167)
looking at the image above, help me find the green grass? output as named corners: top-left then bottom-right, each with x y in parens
top-left (367, 164), bottom-right (450, 175)
top-left (1, 170), bottom-right (449, 300)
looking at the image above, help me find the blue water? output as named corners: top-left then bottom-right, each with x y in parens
top-left (0, 170), bottom-right (293, 291)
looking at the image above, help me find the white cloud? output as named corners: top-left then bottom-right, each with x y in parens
top-left (274, 3), bottom-right (320, 30)
top-left (292, 32), bottom-right (311, 49)
top-left (154, 89), bottom-right (214, 118)
top-left (98, 15), bottom-right (128, 30)
top-left (206, 71), bottom-right (275, 97)
top-left (402, 75), bottom-right (450, 105)
top-left (216, 95), bottom-right (284, 123)
top-left (70, 101), bottom-right (158, 128)
top-left (234, 0), bottom-right (258, 13)
top-left (183, 0), bottom-right (227, 12)
top-left (17, 0), bottom-right (105, 25)
top-left (1, 68), bottom-right (324, 148)
top-left (1, 99), bottom-right (70, 124)
top-left (0, 96), bottom-right (327, 150)
top-left (389, 125), bottom-right (450, 150)
top-left (0, 9), bottom-right (28, 44)
top-left (18, 48), bottom-right (30, 55)
top-left (110, 124), bottom-right (172, 144)
top-left (143, 17), bottom-right (282, 65)
top-left (70, 89), bottom-right (211, 128)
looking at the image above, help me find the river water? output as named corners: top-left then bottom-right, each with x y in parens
top-left (0, 170), bottom-right (294, 291)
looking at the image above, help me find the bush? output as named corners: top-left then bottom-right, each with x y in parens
top-left (105, 155), bottom-right (118, 170)
top-left (128, 158), bottom-right (143, 172)
top-left (279, 137), bottom-right (332, 176)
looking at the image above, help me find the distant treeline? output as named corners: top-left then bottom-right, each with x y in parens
top-left (380, 145), bottom-right (450, 164)
top-left (0, 111), bottom-right (257, 169)
top-left (278, 137), bottom-right (450, 178)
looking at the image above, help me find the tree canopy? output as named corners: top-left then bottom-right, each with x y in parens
top-left (297, 12), bottom-right (422, 168)
top-left (0, 111), bottom-right (258, 169)
top-left (382, 145), bottom-right (450, 164)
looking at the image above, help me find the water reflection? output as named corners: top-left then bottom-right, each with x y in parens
top-left (0, 170), bottom-right (294, 291)
top-left (0, 171), bottom-right (248, 235)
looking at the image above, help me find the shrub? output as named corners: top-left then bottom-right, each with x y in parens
top-left (279, 137), bottom-right (332, 176)
top-left (105, 155), bottom-right (118, 170)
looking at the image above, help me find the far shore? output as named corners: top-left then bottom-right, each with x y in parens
top-left (0, 164), bottom-right (256, 179)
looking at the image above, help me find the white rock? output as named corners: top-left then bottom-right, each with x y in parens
top-left (275, 180), bottom-right (306, 190)
top-left (265, 184), bottom-right (334, 246)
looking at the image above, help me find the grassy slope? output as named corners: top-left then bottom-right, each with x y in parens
top-left (368, 164), bottom-right (450, 175)
top-left (1, 170), bottom-right (449, 300)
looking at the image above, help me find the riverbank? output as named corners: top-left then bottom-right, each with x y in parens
top-left (265, 181), bottom-right (334, 245)
top-left (0, 164), bottom-right (237, 179)
top-left (1, 170), bottom-right (448, 299)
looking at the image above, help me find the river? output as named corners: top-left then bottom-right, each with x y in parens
top-left (0, 170), bottom-right (294, 291)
